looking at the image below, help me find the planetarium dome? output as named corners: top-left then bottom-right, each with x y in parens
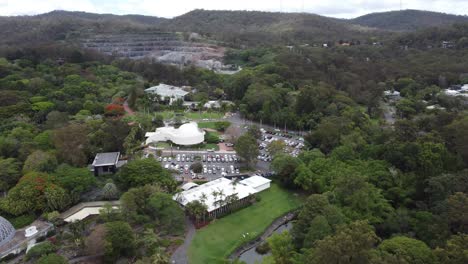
top-left (0, 216), bottom-right (15, 247)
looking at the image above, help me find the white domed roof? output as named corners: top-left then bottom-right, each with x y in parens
top-left (0, 216), bottom-right (15, 247)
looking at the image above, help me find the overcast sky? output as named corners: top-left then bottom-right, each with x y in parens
top-left (0, 0), bottom-right (467, 18)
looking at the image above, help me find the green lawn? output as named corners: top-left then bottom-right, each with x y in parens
top-left (188, 184), bottom-right (302, 264)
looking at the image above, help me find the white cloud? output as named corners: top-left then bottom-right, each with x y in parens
top-left (0, 0), bottom-right (467, 18)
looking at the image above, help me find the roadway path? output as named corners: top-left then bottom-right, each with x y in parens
top-left (170, 218), bottom-right (196, 264)
top-left (123, 101), bottom-right (135, 116)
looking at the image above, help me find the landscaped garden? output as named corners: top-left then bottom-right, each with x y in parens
top-left (158, 111), bottom-right (225, 121)
top-left (188, 183), bottom-right (302, 264)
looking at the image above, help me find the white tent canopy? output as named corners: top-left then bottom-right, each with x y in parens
top-left (145, 122), bottom-right (205, 146)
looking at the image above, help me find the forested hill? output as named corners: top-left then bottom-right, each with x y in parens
top-left (37, 10), bottom-right (168, 25)
top-left (160, 9), bottom-right (377, 45)
top-left (1, 9), bottom-right (467, 47)
top-left (0, 10), bottom-right (165, 45)
top-left (351, 9), bottom-right (468, 31)
top-left (0, 9), bottom-right (379, 47)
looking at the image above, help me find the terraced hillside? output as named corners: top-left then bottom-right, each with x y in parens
top-left (81, 32), bottom-right (229, 71)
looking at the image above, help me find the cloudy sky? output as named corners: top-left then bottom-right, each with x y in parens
top-left (0, 0), bottom-right (467, 18)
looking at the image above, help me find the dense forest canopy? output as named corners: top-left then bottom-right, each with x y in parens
top-left (0, 7), bottom-right (467, 264)
top-left (351, 9), bottom-right (468, 31)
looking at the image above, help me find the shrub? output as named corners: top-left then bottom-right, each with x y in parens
top-left (26, 241), bottom-right (57, 260)
top-left (37, 253), bottom-right (68, 264)
top-left (256, 242), bottom-right (271, 254)
top-left (204, 132), bottom-right (220, 144)
top-left (214, 121), bottom-right (231, 132)
top-left (104, 221), bottom-right (136, 262)
top-left (9, 214), bottom-right (35, 228)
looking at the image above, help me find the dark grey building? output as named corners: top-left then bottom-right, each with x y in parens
top-left (91, 152), bottom-right (126, 176)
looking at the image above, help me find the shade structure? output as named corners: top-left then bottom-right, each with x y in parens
top-left (145, 122), bottom-right (205, 146)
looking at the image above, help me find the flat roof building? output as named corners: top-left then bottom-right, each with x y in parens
top-left (240, 175), bottom-right (272, 192)
top-left (173, 176), bottom-right (271, 218)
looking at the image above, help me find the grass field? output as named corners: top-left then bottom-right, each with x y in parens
top-left (188, 184), bottom-right (302, 264)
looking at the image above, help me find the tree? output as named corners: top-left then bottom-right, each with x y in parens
top-left (53, 123), bottom-right (89, 166)
top-left (268, 140), bottom-right (286, 157)
top-left (225, 125), bottom-right (242, 143)
top-left (148, 192), bottom-right (185, 235)
top-left (190, 162), bottom-right (203, 173)
top-left (136, 228), bottom-right (162, 257)
top-left (45, 185), bottom-right (70, 211)
top-left (377, 236), bottom-right (435, 264)
top-left (53, 164), bottom-right (96, 203)
top-left (104, 221), bottom-right (136, 263)
top-left (332, 174), bottom-right (392, 224)
top-left (292, 194), bottom-right (346, 248)
top-left (0, 172), bottom-right (55, 215)
top-left (234, 133), bottom-right (259, 168)
top-left (116, 159), bottom-right (176, 191)
top-left (185, 200), bottom-right (208, 224)
top-left (22, 150), bottom-right (58, 173)
top-left (310, 221), bottom-right (380, 264)
top-left (247, 125), bottom-right (261, 139)
top-left (446, 192), bottom-right (468, 233)
top-left (434, 234), bottom-right (468, 264)
top-left (102, 182), bottom-right (119, 200)
top-left (271, 155), bottom-right (301, 188)
top-left (444, 116), bottom-right (468, 165)
top-left (37, 254), bottom-right (68, 264)
top-left (267, 231), bottom-right (295, 264)
top-left (45, 111), bottom-right (69, 129)
top-left (0, 158), bottom-right (21, 193)
top-left (120, 185), bottom-right (162, 221)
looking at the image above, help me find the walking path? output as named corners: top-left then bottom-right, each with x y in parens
top-left (229, 211), bottom-right (296, 260)
top-left (170, 218), bottom-right (196, 264)
top-left (123, 101), bottom-right (135, 116)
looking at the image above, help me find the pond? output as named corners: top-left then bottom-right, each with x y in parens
top-left (238, 222), bottom-right (294, 264)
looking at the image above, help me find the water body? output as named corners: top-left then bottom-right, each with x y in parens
top-left (238, 222), bottom-right (293, 264)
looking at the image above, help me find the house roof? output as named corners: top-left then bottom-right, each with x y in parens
top-left (92, 152), bottom-right (120, 167)
top-left (173, 177), bottom-right (258, 212)
top-left (145, 84), bottom-right (189, 98)
top-left (240, 175), bottom-right (272, 189)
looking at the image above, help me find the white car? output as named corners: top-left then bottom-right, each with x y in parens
top-left (164, 164), bottom-right (169, 169)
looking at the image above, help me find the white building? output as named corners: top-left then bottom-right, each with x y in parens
top-left (173, 176), bottom-right (271, 218)
top-left (145, 84), bottom-right (190, 104)
top-left (145, 122), bottom-right (205, 146)
top-left (240, 175), bottom-right (272, 192)
top-left (384, 90), bottom-right (401, 99)
top-left (443, 84), bottom-right (468, 98)
top-left (203, 100), bottom-right (234, 109)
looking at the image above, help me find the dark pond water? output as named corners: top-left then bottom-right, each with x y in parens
top-left (238, 222), bottom-right (293, 264)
